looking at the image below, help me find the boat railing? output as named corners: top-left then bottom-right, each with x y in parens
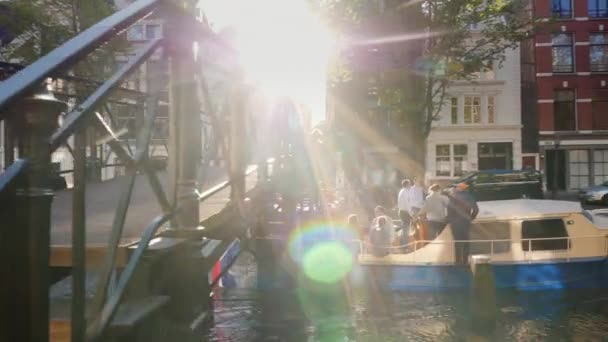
top-left (254, 234), bottom-right (608, 263)
top-left (360, 235), bottom-right (608, 263)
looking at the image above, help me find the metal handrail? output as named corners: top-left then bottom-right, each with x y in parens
top-left (0, 159), bottom-right (28, 197)
top-left (50, 38), bottom-right (163, 151)
top-left (0, 0), bottom-right (161, 114)
top-left (87, 211), bottom-right (174, 339)
top-left (88, 163), bottom-right (262, 339)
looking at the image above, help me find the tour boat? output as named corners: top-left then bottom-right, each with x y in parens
top-left (356, 199), bottom-right (608, 291)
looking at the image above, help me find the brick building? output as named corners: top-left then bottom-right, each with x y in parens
top-left (534, 0), bottom-right (608, 190)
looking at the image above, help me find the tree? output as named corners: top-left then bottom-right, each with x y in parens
top-left (0, 0), bottom-right (123, 79)
top-left (314, 0), bottom-right (532, 177)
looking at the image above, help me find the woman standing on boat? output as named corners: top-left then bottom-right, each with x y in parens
top-left (447, 183), bottom-right (479, 264)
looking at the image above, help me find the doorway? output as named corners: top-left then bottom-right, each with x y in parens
top-left (478, 142), bottom-right (513, 170)
top-left (545, 149), bottom-right (566, 191)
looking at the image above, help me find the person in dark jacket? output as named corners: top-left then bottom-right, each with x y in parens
top-left (447, 183), bottom-right (479, 264)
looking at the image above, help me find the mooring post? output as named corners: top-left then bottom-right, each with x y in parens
top-left (469, 254), bottom-right (497, 336)
top-left (2, 84), bottom-right (66, 342)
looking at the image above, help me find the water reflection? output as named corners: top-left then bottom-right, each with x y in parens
top-left (206, 254), bottom-right (608, 341)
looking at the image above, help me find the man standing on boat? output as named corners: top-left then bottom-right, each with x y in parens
top-left (409, 177), bottom-right (425, 217)
top-left (397, 179), bottom-right (412, 244)
top-left (447, 183), bottom-right (479, 264)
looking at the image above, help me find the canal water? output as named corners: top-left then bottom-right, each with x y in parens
top-left (204, 253), bottom-right (608, 341)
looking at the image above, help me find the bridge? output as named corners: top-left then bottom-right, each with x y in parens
top-left (0, 1), bottom-right (309, 341)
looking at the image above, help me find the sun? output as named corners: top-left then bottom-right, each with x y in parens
top-left (200, 0), bottom-right (335, 122)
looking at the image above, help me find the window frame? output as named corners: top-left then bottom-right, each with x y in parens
top-left (552, 0), bottom-right (573, 18)
top-left (568, 150), bottom-right (590, 189)
top-left (453, 144), bottom-right (468, 177)
top-left (521, 219), bottom-right (569, 251)
top-left (487, 96), bottom-right (495, 124)
top-left (464, 96), bottom-right (481, 124)
top-left (435, 144), bottom-right (451, 177)
top-left (592, 88), bottom-right (608, 129)
top-left (590, 33), bottom-right (608, 72)
top-left (126, 24), bottom-right (144, 41)
top-left (145, 24), bottom-right (162, 40)
top-left (552, 33), bottom-right (574, 73)
top-left (451, 97), bottom-right (458, 124)
top-left (435, 144), bottom-right (469, 177)
top-left (589, 0), bottom-right (608, 18)
top-left (554, 89), bottom-right (576, 131)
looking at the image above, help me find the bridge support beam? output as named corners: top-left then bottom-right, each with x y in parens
top-left (167, 1), bottom-right (201, 229)
top-left (1, 84), bottom-right (66, 342)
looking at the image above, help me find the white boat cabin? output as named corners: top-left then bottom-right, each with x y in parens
top-left (360, 199), bottom-right (608, 265)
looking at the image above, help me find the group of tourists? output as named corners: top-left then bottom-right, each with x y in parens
top-left (351, 178), bottom-right (479, 264)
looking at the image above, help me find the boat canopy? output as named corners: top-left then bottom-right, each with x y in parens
top-left (476, 199), bottom-right (582, 222)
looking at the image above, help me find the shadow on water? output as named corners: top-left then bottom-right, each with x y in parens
top-left (203, 253), bottom-right (608, 341)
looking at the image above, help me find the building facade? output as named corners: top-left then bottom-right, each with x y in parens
top-left (535, 0), bottom-right (608, 190)
top-left (425, 45), bottom-right (523, 183)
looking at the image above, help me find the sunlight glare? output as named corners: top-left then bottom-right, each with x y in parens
top-left (201, 0), bottom-right (335, 122)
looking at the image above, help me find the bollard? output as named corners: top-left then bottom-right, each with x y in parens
top-left (1, 84), bottom-right (66, 342)
top-left (469, 255), bottom-right (497, 336)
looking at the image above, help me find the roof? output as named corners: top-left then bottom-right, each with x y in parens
top-left (476, 199), bottom-right (581, 222)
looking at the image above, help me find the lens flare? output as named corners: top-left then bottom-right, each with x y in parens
top-left (287, 221), bottom-right (357, 283)
top-left (302, 241), bottom-right (353, 284)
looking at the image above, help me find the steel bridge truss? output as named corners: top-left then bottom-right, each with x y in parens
top-left (0, 0), bottom-right (252, 341)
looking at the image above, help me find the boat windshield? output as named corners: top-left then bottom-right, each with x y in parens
top-left (452, 172), bottom-right (477, 184)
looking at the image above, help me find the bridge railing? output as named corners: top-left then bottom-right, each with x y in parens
top-left (0, 0), bottom-right (242, 341)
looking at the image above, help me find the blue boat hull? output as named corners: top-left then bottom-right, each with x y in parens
top-left (354, 258), bottom-right (608, 291)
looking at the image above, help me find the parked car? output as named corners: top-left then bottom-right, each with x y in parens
top-left (445, 170), bottom-right (544, 201)
top-left (579, 182), bottom-right (608, 205)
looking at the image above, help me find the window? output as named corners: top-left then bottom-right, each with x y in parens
top-left (590, 33), bottom-right (608, 72)
top-left (436, 144), bottom-right (468, 177)
top-left (466, 61), bottom-right (495, 81)
top-left (552, 33), bottom-right (574, 73)
top-left (127, 24), bottom-right (144, 41)
top-left (554, 90), bottom-right (576, 131)
top-left (592, 89), bottom-right (608, 129)
top-left (569, 150), bottom-right (589, 189)
top-left (451, 97), bottom-right (458, 124)
top-left (594, 150), bottom-right (608, 184)
top-left (521, 219), bottom-right (569, 251)
top-left (470, 222), bottom-right (511, 254)
top-left (488, 96), bottom-right (495, 123)
top-left (453, 145), bottom-right (468, 176)
top-left (436, 145), bottom-right (451, 176)
top-left (464, 96), bottom-right (481, 124)
top-left (552, 0), bottom-right (572, 18)
top-left (145, 24), bottom-right (161, 40)
top-left (589, 0), bottom-right (608, 17)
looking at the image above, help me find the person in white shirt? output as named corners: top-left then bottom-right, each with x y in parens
top-left (397, 179), bottom-right (411, 232)
top-left (417, 184), bottom-right (449, 238)
top-left (369, 206), bottom-right (395, 256)
top-left (408, 177), bottom-right (426, 216)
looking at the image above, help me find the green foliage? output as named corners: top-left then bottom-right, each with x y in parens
top-left (0, 0), bottom-right (124, 79)
top-left (314, 0), bottom-right (532, 141)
